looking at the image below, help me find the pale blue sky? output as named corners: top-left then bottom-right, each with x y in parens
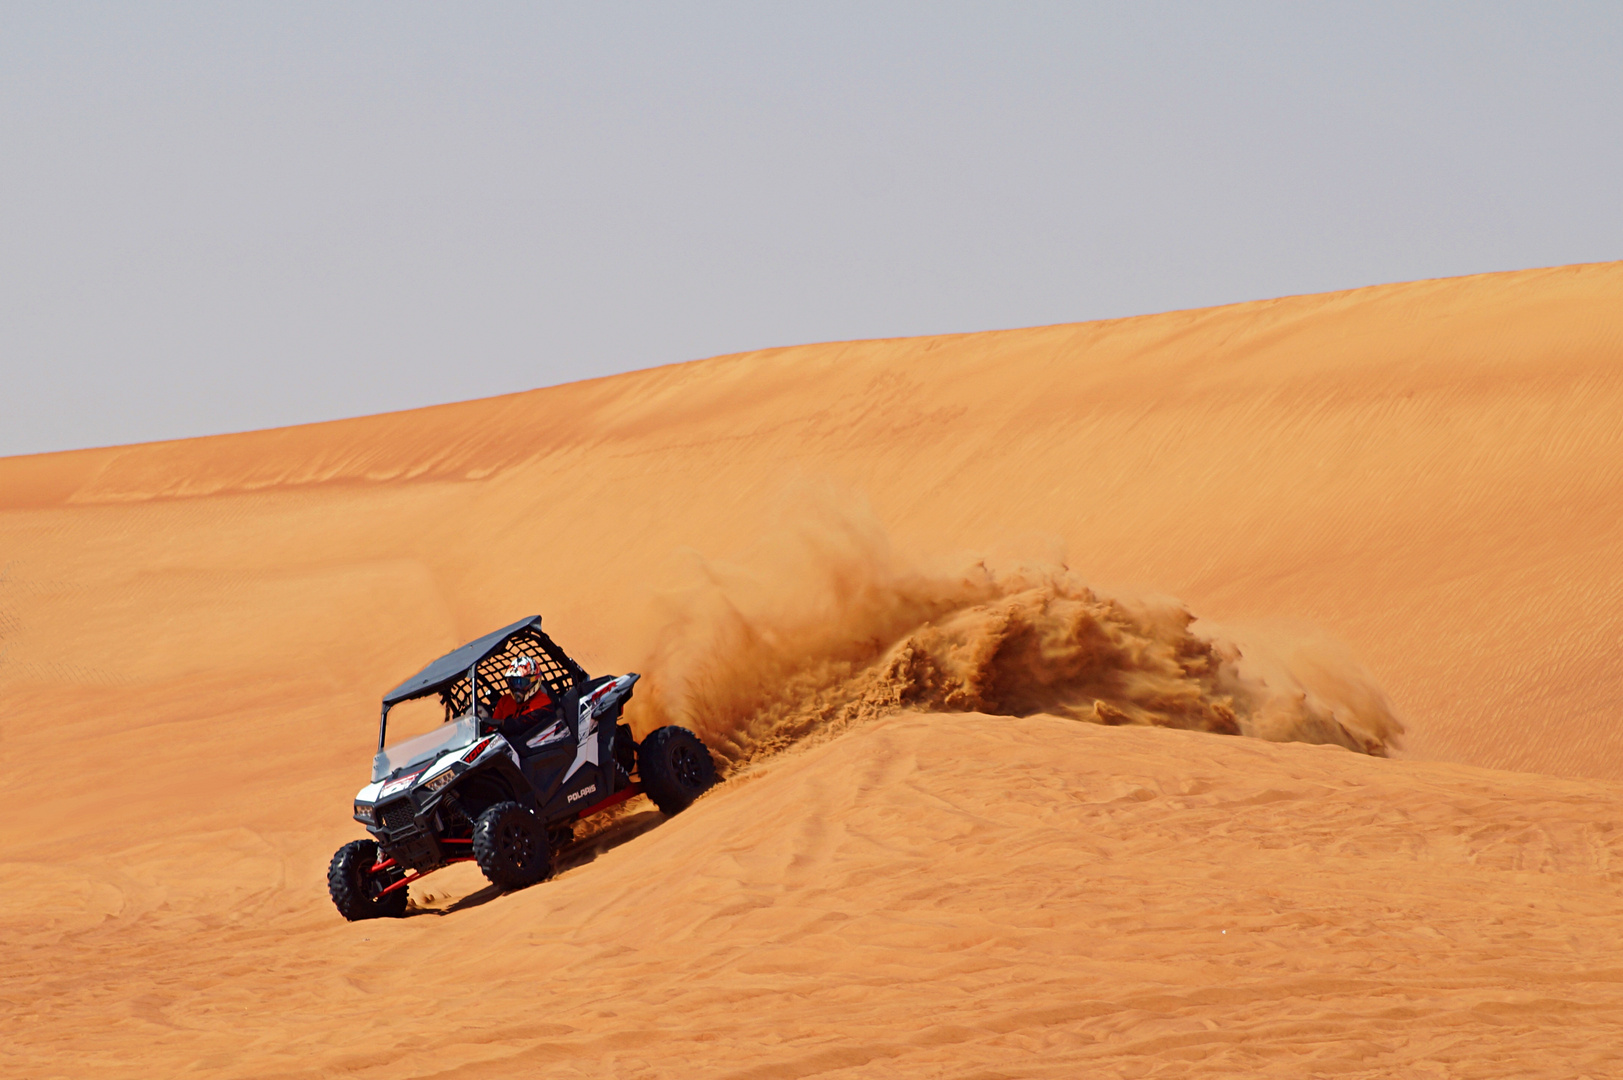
top-left (3, 3), bottom-right (1620, 457)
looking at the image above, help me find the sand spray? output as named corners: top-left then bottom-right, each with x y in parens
top-left (624, 488), bottom-right (1402, 769)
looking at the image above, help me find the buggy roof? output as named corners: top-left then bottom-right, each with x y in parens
top-left (382, 616), bottom-right (544, 707)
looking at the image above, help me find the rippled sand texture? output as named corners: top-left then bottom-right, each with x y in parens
top-left (2, 262), bottom-right (1621, 1076)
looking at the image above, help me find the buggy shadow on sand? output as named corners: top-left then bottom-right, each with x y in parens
top-left (328, 616), bottom-right (716, 921)
top-left (407, 807), bottom-right (667, 917)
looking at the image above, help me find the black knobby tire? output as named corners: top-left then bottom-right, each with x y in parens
top-left (328, 838), bottom-right (408, 921)
top-left (547, 823), bottom-right (575, 856)
top-left (638, 726), bottom-right (718, 816)
top-left (472, 801), bottom-right (552, 889)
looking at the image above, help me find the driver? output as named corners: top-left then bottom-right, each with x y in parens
top-left (490, 655), bottom-right (554, 723)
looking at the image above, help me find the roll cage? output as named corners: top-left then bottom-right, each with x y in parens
top-left (376, 616), bottom-right (588, 762)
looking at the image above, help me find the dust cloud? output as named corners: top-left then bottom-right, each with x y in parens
top-left (626, 505), bottom-right (1402, 768)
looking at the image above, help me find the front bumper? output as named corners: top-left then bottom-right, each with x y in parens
top-left (369, 798), bottom-right (445, 871)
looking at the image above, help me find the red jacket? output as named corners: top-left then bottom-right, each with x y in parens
top-left (492, 689), bottom-right (553, 722)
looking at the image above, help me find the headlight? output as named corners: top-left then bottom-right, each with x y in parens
top-left (354, 802), bottom-right (376, 822)
top-left (423, 769), bottom-right (456, 793)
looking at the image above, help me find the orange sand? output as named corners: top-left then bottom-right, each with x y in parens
top-left (3, 262), bottom-right (1622, 1075)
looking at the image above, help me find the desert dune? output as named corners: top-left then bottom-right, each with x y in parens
top-left (2, 261), bottom-right (1622, 1076)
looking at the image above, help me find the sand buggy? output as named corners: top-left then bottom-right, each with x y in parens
top-left (328, 616), bottom-right (717, 921)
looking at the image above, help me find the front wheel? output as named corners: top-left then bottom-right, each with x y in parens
top-left (328, 838), bottom-right (408, 921)
top-left (638, 726), bottom-right (718, 816)
top-left (472, 802), bottom-right (551, 889)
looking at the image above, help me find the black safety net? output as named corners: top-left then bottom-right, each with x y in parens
top-left (437, 626), bottom-right (584, 720)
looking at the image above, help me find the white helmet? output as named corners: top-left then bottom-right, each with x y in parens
top-left (505, 655), bottom-right (540, 701)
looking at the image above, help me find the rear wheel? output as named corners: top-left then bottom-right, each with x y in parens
top-left (638, 726), bottom-right (718, 816)
top-left (472, 802), bottom-right (551, 889)
top-left (328, 838), bottom-right (408, 921)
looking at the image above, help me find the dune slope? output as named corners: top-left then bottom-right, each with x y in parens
top-left (2, 262), bottom-right (1622, 1075)
top-left (5, 715), bottom-right (1623, 1078)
